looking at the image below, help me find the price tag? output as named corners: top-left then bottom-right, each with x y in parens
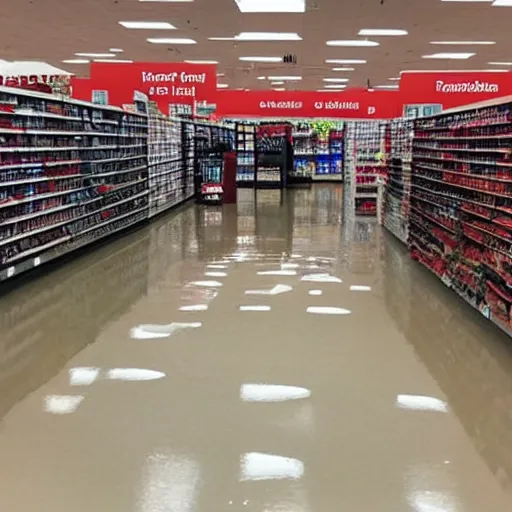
top-left (34, 257), bottom-right (41, 267)
top-left (6, 266), bottom-right (15, 278)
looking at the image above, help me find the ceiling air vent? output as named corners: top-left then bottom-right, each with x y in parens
top-left (283, 54), bottom-right (298, 64)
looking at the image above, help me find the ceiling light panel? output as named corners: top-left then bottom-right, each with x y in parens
top-left (75, 52), bottom-right (116, 57)
top-left (93, 59), bottom-right (134, 63)
top-left (63, 59), bottom-right (90, 64)
top-left (237, 32), bottom-right (302, 41)
top-left (271, 81), bottom-right (285, 85)
top-left (488, 61), bottom-right (512, 65)
top-left (234, 0), bottom-right (305, 12)
top-left (323, 78), bottom-right (350, 82)
top-left (109, 48), bottom-right (123, 52)
top-left (326, 40), bottom-right (379, 47)
top-left (184, 59), bottom-right (219, 64)
top-left (326, 59), bottom-right (366, 64)
top-left (217, 84), bottom-right (229, 88)
top-left (332, 67), bottom-right (355, 71)
top-left (358, 29), bottom-right (407, 36)
top-left (119, 21), bottom-right (176, 29)
top-left (422, 52), bottom-right (475, 59)
top-left (374, 84), bottom-right (399, 89)
top-left (430, 40), bottom-right (495, 45)
top-left (267, 76), bottom-right (302, 80)
top-left (239, 56), bottom-right (283, 62)
top-left (147, 38), bottom-right (197, 44)
top-left (492, 0), bottom-right (512, 5)
top-left (323, 84), bottom-right (347, 88)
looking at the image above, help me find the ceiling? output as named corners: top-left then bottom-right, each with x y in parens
top-left (1, 0), bottom-right (511, 91)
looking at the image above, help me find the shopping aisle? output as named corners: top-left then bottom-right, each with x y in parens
top-left (0, 184), bottom-right (511, 511)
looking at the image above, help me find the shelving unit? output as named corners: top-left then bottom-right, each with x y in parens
top-left (383, 119), bottom-right (413, 243)
top-left (0, 85), bottom-right (149, 282)
top-left (255, 123), bottom-right (289, 189)
top-left (410, 96), bottom-right (512, 337)
top-left (147, 109), bottom-right (184, 218)
top-left (344, 121), bottom-right (388, 216)
top-left (236, 122), bottom-right (256, 187)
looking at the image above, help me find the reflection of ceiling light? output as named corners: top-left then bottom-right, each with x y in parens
top-left (281, 262), bottom-right (299, 269)
top-left (306, 306), bottom-right (351, 315)
top-left (239, 305), bottom-right (271, 311)
top-left (189, 280), bottom-right (223, 287)
top-left (271, 81), bottom-right (285, 85)
top-left (130, 322), bottom-right (202, 339)
top-left (234, 0), bottom-right (306, 12)
top-left (323, 78), bottom-right (350, 82)
top-left (301, 273), bottom-right (342, 283)
top-left (326, 59), bottom-right (366, 64)
top-left (106, 368), bottom-right (166, 381)
top-left (258, 270), bottom-right (297, 275)
top-left (147, 38), bottom-right (197, 44)
top-left (358, 28), bottom-right (408, 36)
top-left (69, 367), bottom-right (100, 386)
top-left (184, 59), bottom-right (218, 64)
top-left (422, 52), bottom-right (475, 59)
top-left (44, 395), bottom-right (84, 414)
top-left (240, 384), bottom-right (311, 402)
top-left (322, 84), bottom-right (347, 89)
top-left (257, 76), bottom-right (266, 80)
top-left (63, 59), bottom-right (90, 64)
top-left (205, 271), bottom-right (227, 277)
top-left (179, 305), bottom-right (209, 311)
top-left (75, 52), bottom-right (115, 57)
top-left (395, 394), bottom-right (449, 412)
top-left (93, 59), bottom-right (134, 63)
top-left (245, 284), bottom-right (293, 295)
top-left (237, 32), bottom-right (302, 41)
top-left (267, 75), bottom-right (302, 80)
top-left (239, 56), bottom-right (283, 62)
top-left (332, 67), bottom-right (355, 71)
top-left (326, 40), bottom-right (379, 47)
top-left (119, 21), bottom-right (176, 29)
top-left (350, 285), bottom-right (372, 291)
top-left (388, 77), bottom-right (400, 80)
top-left (207, 264), bottom-right (228, 268)
top-left (430, 40), bottom-right (495, 45)
top-left (240, 452), bottom-right (304, 481)
top-left (273, 88), bottom-right (286, 91)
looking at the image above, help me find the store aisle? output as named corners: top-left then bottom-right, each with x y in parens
top-left (1, 184), bottom-right (512, 511)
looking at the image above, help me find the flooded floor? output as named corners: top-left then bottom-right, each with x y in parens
top-left (1, 184), bottom-right (512, 511)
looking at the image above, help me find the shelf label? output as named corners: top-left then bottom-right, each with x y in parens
top-left (6, 266), bottom-right (15, 278)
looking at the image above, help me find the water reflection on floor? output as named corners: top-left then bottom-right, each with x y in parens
top-left (0, 185), bottom-right (511, 511)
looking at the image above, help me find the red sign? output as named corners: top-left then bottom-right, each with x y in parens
top-left (79, 62), bottom-right (217, 112)
top-left (399, 71), bottom-right (512, 109)
top-left (215, 90), bottom-right (401, 119)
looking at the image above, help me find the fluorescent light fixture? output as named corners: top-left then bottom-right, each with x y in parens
top-left (236, 32), bottom-right (302, 41)
top-left (62, 59), bottom-right (90, 64)
top-left (271, 81), bottom-right (285, 85)
top-left (109, 48), bottom-right (123, 52)
top-left (234, 0), bottom-right (306, 13)
top-left (326, 40), bottom-right (379, 47)
top-left (240, 384), bottom-right (311, 402)
top-left (350, 285), bottom-right (372, 291)
top-left (245, 284), bottom-right (293, 295)
top-left (119, 21), bottom-right (176, 29)
top-left (75, 52), bottom-right (115, 57)
top-left (326, 59), bottom-right (366, 64)
top-left (323, 77), bottom-right (349, 82)
top-left (488, 61), bottom-right (512, 65)
top-left (205, 271), bottom-right (227, 277)
top-left (93, 59), bottom-right (134, 63)
top-left (388, 77), bottom-right (400, 80)
top-left (323, 84), bottom-right (347, 89)
top-left (422, 52), bottom-right (475, 59)
top-left (190, 280), bottom-right (223, 287)
top-left (240, 452), bottom-right (304, 481)
top-left (147, 38), bottom-right (197, 44)
top-left (374, 84), bottom-right (399, 89)
top-left (395, 394), bottom-right (449, 412)
top-left (239, 56), bottom-right (282, 62)
top-left (216, 73), bottom-right (225, 77)
top-left (332, 67), bottom-right (355, 71)
top-left (430, 40), bottom-right (495, 45)
top-left (257, 76), bottom-right (266, 80)
top-left (207, 264), bottom-right (227, 268)
top-left (267, 75), bottom-right (302, 80)
top-left (185, 59), bottom-right (219, 64)
top-left (217, 83), bottom-right (228, 88)
top-left (493, 0), bottom-right (512, 5)
top-left (281, 262), bottom-right (299, 269)
top-left (308, 290), bottom-right (323, 295)
top-left (273, 87), bottom-right (286, 91)
top-left (358, 28), bottom-right (407, 36)
top-left (306, 306), bottom-right (351, 315)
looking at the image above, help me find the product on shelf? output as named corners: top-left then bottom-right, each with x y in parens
top-left (0, 85), bottom-right (149, 281)
top-left (410, 97), bottom-right (512, 337)
top-left (236, 122), bottom-right (256, 187)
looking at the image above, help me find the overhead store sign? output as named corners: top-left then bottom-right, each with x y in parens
top-left (399, 71), bottom-right (512, 108)
top-left (216, 90), bottom-right (401, 119)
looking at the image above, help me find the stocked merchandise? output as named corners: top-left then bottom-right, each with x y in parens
top-left (0, 85), bottom-right (149, 281)
top-left (410, 98), bottom-right (512, 336)
top-left (382, 119), bottom-right (413, 243)
top-left (255, 123), bottom-right (290, 189)
top-left (344, 121), bottom-right (388, 216)
top-left (147, 109), bottom-right (187, 218)
top-left (291, 121), bottom-right (344, 183)
top-left (236, 122), bottom-right (256, 186)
